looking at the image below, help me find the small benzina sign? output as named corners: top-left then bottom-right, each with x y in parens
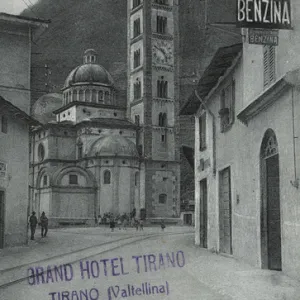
top-left (237, 0), bottom-right (292, 29)
top-left (248, 28), bottom-right (279, 45)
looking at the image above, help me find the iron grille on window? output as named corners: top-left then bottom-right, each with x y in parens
top-left (134, 79), bottom-right (141, 100)
top-left (219, 80), bottom-right (235, 132)
top-left (263, 45), bottom-right (276, 87)
top-left (156, 16), bottom-right (167, 34)
top-left (157, 79), bottom-right (168, 98)
top-left (133, 18), bottom-right (141, 38)
top-left (199, 112), bottom-right (206, 151)
top-left (133, 0), bottom-right (141, 9)
top-left (134, 49), bottom-right (141, 68)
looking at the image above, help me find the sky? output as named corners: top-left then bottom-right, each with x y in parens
top-left (0, 0), bottom-right (38, 15)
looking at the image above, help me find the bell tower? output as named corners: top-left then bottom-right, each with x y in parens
top-left (127, 0), bottom-right (180, 218)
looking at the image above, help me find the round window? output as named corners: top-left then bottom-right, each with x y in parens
top-left (38, 143), bottom-right (45, 162)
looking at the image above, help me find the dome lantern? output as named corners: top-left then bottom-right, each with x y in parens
top-left (83, 49), bottom-right (98, 64)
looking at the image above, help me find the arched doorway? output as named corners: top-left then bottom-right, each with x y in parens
top-left (260, 129), bottom-right (282, 271)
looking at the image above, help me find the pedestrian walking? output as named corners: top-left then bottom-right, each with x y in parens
top-left (160, 219), bottom-right (166, 232)
top-left (122, 218), bottom-right (128, 230)
top-left (139, 219), bottom-right (144, 231)
top-left (40, 211), bottom-right (48, 238)
top-left (117, 218), bottom-right (122, 230)
top-left (110, 218), bottom-right (115, 232)
top-left (98, 214), bottom-right (102, 226)
top-left (134, 219), bottom-right (139, 231)
top-left (29, 211), bottom-right (38, 240)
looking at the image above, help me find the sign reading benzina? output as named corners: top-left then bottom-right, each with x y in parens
top-left (248, 28), bottom-right (279, 45)
top-left (237, 0), bottom-right (292, 29)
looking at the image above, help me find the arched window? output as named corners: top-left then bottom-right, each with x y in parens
top-left (85, 90), bottom-right (91, 102)
top-left (77, 142), bottom-right (83, 159)
top-left (38, 143), bottom-right (45, 162)
top-left (43, 175), bottom-right (48, 187)
top-left (98, 91), bottom-right (104, 102)
top-left (91, 90), bottom-right (97, 103)
top-left (158, 113), bottom-right (167, 127)
top-left (104, 170), bottom-right (111, 184)
top-left (159, 194), bottom-right (167, 204)
top-left (135, 172), bottom-right (139, 186)
top-left (105, 91), bottom-right (110, 103)
top-left (79, 90), bottom-right (84, 102)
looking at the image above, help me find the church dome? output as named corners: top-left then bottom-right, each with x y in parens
top-left (90, 135), bottom-right (138, 157)
top-left (32, 93), bottom-right (63, 124)
top-left (63, 49), bottom-right (114, 89)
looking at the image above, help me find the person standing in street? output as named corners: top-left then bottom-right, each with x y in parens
top-left (29, 211), bottom-right (38, 240)
top-left (160, 219), bottom-right (166, 232)
top-left (40, 211), bottom-right (48, 238)
top-left (139, 219), bottom-right (144, 231)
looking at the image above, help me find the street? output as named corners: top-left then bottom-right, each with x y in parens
top-left (0, 226), bottom-right (300, 300)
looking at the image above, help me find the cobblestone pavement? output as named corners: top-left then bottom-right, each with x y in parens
top-left (0, 227), bottom-right (299, 300)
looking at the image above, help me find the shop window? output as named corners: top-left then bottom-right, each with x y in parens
top-left (199, 112), bottom-right (206, 151)
top-left (1, 116), bottom-right (8, 134)
top-left (219, 80), bottom-right (235, 132)
top-left (133, 18), bottom-right (141, 38)
top-left (104, 170), bottom-right (111, 184)
top-left (156, 16), bottom-right (167, 34)
top-left (159, 194), bottom-right (167, 204)
top-left (69, 174), bottom-right (78, 185)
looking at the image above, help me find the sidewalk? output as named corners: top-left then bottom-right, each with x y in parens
top-left (175, 234), bottom-right (300, 300)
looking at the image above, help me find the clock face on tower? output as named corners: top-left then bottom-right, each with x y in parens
top-left (152, 40), bottom-right (173, 66)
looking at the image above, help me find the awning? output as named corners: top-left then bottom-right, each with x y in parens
top-left (180, 43), bottom-right (243, 115)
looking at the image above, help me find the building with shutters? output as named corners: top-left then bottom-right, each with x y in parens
top-left (181, 24), bottom-right (300, 281)
top-left (0, 13), bottom-right (48, 248)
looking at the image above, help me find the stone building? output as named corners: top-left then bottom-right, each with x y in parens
top-left (30, 50), bottom-right (140, 226)
top-left (0, 13), bottom-right (48, 248)
top-left (181, 9), bottom-right (300, 280)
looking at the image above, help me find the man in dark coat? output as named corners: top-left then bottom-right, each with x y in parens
top-left (29, 211), bottom-right (38, 240)
top-left (40, 211), bottom-right (48, 238)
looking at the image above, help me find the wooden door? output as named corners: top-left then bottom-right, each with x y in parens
top-left (0, 191), bottom-right (4, 249)
top-left (219, 168), bottom-right (232, 254)
top-left (266, 154), bottom-right (282, 270)
top-left (200, 179), bottom-right (208, 248)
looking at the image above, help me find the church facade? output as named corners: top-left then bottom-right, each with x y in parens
top-left (30, 0), bottom-right (181, 227)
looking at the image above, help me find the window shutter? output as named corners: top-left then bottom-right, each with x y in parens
top-left (263, 45), bottom-right (269, 87)
top-left (269, 46), bottom-right (275, 83)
